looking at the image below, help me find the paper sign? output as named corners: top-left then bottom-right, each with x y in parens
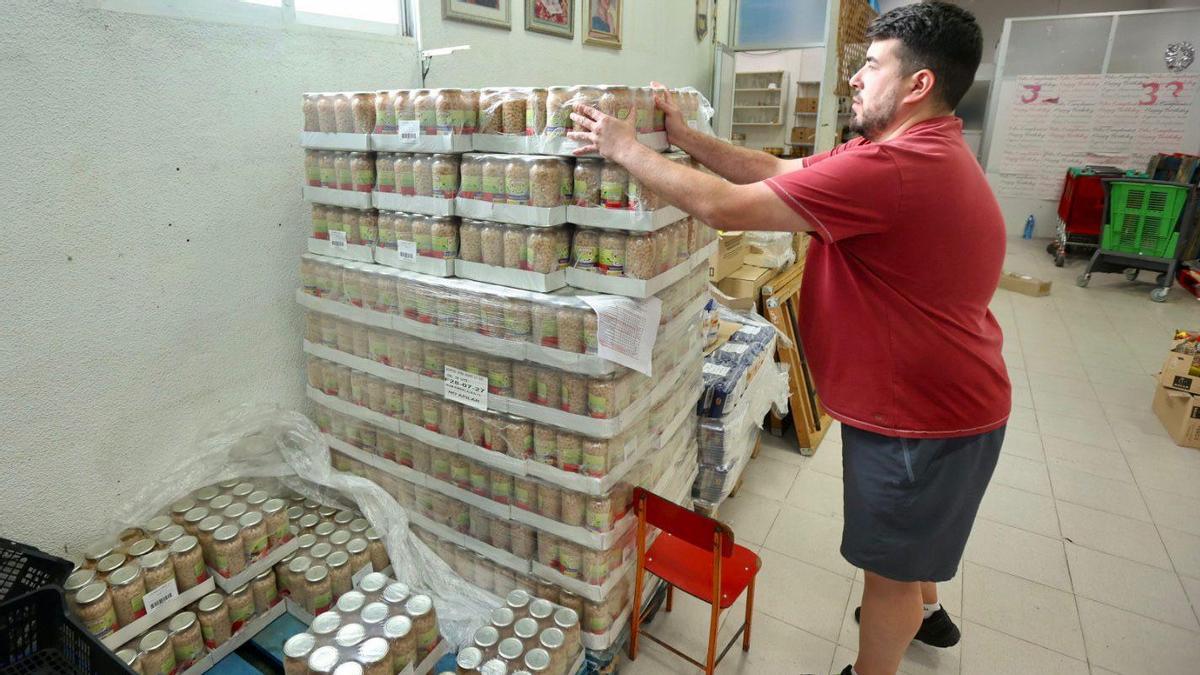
top-left (444, 366), bottom-right (489, 411)
top-left (738, 325), bottom-right (763, 336)
top-left (352, 563), bottom-right (375, 587)
top-left (579, 295), bottom-right (663, 376)
top-left (397, 121), bottom-right (419, 143)
top-left (397, 240), bottom-right (417, 261)
top-left (330, 230), bottom-right (347, 249)
top-left (703, 362), bottom-right (731, 377)
top-left (144, 579), bottom-right (179, 614)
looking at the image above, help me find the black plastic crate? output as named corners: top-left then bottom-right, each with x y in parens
top-left (0, 588), bottom-right (134, 674)
top-left (0, 538), bottom-right (73, 603)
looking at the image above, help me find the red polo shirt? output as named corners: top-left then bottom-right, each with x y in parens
top-left (764, 116), bottom-right (1010, 438)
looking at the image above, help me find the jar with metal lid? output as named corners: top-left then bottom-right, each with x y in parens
top-left (138, 629), bottom-right (177, 675)
top-left (326, 551), bottom-right (352, 599)
top-left (394, 89), bottom-right (415, 122)
top-left (126, 537), bottom-right (156, 560)
top-left (501, 89), bottom-right (527, 135)
top-left (557, 590), bottom-right (584, 618)
top-left (545, 87), bottom-right (573, 138)
top-left (168, 610), bottom-right (205, 669)
top-left (481, 156), bottom-right (506, 203)
top-left (488, 356), bottom-right (514, 396)
top-left (412, 155), bottom-right (434, 197)
top-left (505, 157), bottom-right (531, 205)
top-left (336, 623), bottom-right (367, 651)
top-left (506, 589), bottom-right (532, 617)
top-left (358, 636), bottom-right (393, 675)
top-left (393, 154), bottom-right (415, 196)
top-left (536, 482), bottom-right (562, 521)
top-left (363, 529), bottom-right (388, 572)
top-left (598, 231), bottom-right (627, 276)
top-left (598, 86), bottom-right (634, 121)
top-left (307, 645), bottom-right (340, 675)
top-left (513, 617), bottom-right (539, 643)
top-left (522, 88), bottom-right (548, 137)
top-left (237, 511), bottom-right (269, 563)
top-left (169, 498), bottom-right (196, 525)
top-left (553, 608), bottom-right (581, 652)
top-left (560, 490), bottom-right (586, 527)
top-left (374, 90), bottom-right (396, 134)
top-left (477, 88), bottom-right (501, 134)
top-left (405, 594), bottom-right (438, 659)
top-left (227, 583), bottom-right (255, 632)
top-left (526, 227), bottom-right (559, 272)
top-left (430, 216), bottom-right (459, 258)
top-left (350, 92), bottom-right (375, 134)
top-left (413, 89), bottom-right (436, 135)
top-left (456, 646), bottom-right (483, 674)
top-left (197, 592), bottom-right (231, 649)
top-left (261, 498), bottom-right (288, 547)
top-left (302, 93), bottom-right (321, 132)
top-left (167, 535), bottom-right (206, 591)
top-left (555, 309), bottom-right (585, 354)
top-left (114, 647), bottom-right (141, 673)
top-left (75, 582), bottom-right (118, 637)
top-left (310, 610), bottom-right (342, 642)
top-left (282, 632), bottom-right (316, 675)
top-left (383, 614), bottom-right (416, 672)
top-left (313, 521), bottom-right (335, 542)
top-left (435, 88), bottom-right (466, 135)
top-left (473, 624), bottom-right (500, 658)
top-left (64, 569), bottom-right (96, 610)
top-left (95, 552), bottom-right (126, 580)
top-left (501, 226), bottom-right (528, 271)
top-left (557, 432), bottom-right (582, 472)
top-left (572, 159), bottom-right (602, 208)
top-left (304, 565), bottom-right (333, 615)
top-left (350, 152), bottom-right (374, 193)
top-left (310, 542), bottom-right (332, 563)
top-left (299, 513), bottom-right (321, 532)
top-left (459, 156), bottom-right (483, 202)
top-left (583, 313), bottom-right (598, 354)
top-left (249, 569), bottom-right (277, 614)
top-left (331, 93), bottom-right (353, 133)
top-left (463, 89), bottom-right (480, 134)
top-left (318, 150), bottom-right (337, 188)
top-left (624, 232), bottom-right (655, 279)
top-left (599, 162), bottom-right (628, 209)
top-left (211, 525), bottom-right (246, 578)
top-left (138, 549), bottom-right (174, 592)
top-left (285, 556), bottom-right (312, 605)
top-left (333, 152), bottom-right (353, 190)
top-left (512, 476), bottom-right (537, 512)
top-left (431, 155), bottom-right (460, 199)
top-left (581, 439), bottom-right (611, 477)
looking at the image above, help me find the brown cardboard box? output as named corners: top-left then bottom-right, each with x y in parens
top-left (1158, 347), bottom-right (1200, 395)
top-left (790, 126), bottom-right (815, 144)
top-left (1152, 386), bottom-right (1200, 449)
top-left (709, 232), bottom-right (746, 282)
top-left (718, 264), bottom-right (774, 302)
top-left (795, 96), bottom-right (819, 113)
top-left (998, 271), bottom-right (1052, 297)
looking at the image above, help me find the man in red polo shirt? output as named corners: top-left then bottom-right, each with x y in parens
top-left (568, 3), bottom-right (1008, 674)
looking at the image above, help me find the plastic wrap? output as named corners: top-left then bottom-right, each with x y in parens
top-left (743, 231), bottom-right (796, 269)
top-left (104, 406), bottom-right (497, 648)
top-left (569, 217), bottom-right (714, 280)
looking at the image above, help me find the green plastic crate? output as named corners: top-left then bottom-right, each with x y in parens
top-left (1101, 181), bottom-right (1189, 258)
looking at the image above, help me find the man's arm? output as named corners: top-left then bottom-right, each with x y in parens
top-left (653, 88), bottom-right (806, 184)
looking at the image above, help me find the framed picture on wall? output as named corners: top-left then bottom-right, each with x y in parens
top-left (583, 0), bottom-right (621, 49)
top-left (696, 0), bottom-right (709, 41)
top-left (443, 0), bottom-right (512, 29)
top-left (526, 0), bottom-right (574, 38)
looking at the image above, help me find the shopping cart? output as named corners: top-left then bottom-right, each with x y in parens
top-left (1049, 166), bottom-right (1145, 267)
top-left (1076, 179), bottom-right (1198, 302)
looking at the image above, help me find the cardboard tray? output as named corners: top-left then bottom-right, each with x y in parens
top-left (371, 134), bottom-right (472, 154)
top-left (303, 186), bottom-right (373, 209)
top-left (101, 577), bottom-right (216, 650)
top-left (373, 248), bottom-right (456, 277)
top-left (470, 132), bottom-right (669, 156)
top-left (566, 241), bottom-right (717, 299)
top-left (531, 557), bottom-right (634, 604)
top-left (307, 237), bottom-right (374, 263)
top-left (372, 192), bottom-right (456, 216)
top-left (178, 601), bottom-right (287, 675)
top-left (565, 204), bottom-right (688, 232)
top-left (454, 197), bottom-right (568, 226)
top-left (453, 259), bottom-right (567, 293)
top-left (299, 131), bottom-right (370, 151)
top-left (206, 536), bottom-right (301, 593)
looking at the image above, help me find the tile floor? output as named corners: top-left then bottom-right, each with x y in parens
top-left (623, 239), bottom-right (1200, 674)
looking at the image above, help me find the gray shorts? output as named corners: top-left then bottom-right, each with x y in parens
top-left (841, 423), bottom-right (1004, 582)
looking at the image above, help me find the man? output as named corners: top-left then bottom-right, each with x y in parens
top-left (568, 3), bottom-right (1009, 675)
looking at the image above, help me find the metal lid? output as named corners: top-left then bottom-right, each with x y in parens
top-left (307, 645), bottom-right (340, 673)
top-left (157, 525), bottom-right (185, 545)
top-left (254, 568), bottom-right (274, 582)
top-left (218, 479), bottom-right (240, 489)
top-left (283, 632), bottom-right (316, 658)
top-left (336, 590), bottom-right (366, 614)
top-left (364, 527), bottom-right (381, 541)
top-left (223, 503), bottom-right (247, 520)
top-left (67, 554), bottom-right (84, 574)
top-left (474, 625), bottom-right (500, 649)
top-left (288, 556), bottom-right (312, 575)
top-left (75, 582), bottom-right (109, 606)
top-left (314, 522), bottom-right (336, 538)
top-left (303, 499), bottom-right (320, 510)
top-left (299, 514), bottom-right (320, 530)
top-left (184, 507), bottom-right (209, 524)
top-left (304, 565), bottom-right (329, 583)
top-left (529, 598), bottom-right (553, 620)
top-left (247, 490), bottom-right (269, 506)
top-left (139, 629), bottom-right (170, 653)
top-left (334, 622), bottom-right (366, 648)
top-left (209, 495), bottom-right (233, 511)
top-left (288, 492), bottom-right (306, 503)
top-left (311, 611), bottom-right (342, 635)
top-left (358, 636), bottom-right (389, 664)
top-left (318, 505), bottom-right (338, 518)
top-left (310, 543), bottom-right (333, 560)
top-left (329, 530), bottom-right (351, 548)
top-left (262, 498), bottom-right (285, 514)
top-left (198, 593), bottom-right (225, 613)
top-left (127, 538), bottom-right (156, 558)
top-left (553, 607), bottom-right (578, 629)
top-left (286, 505), bottom-right (305, 521)
top-left (383, 615), bottom-right (412, 639)
top-left (524, 648), bottom-right (551, 672)
top-left (213, 524), bottom-right (240, 542)
top-left (297, 533), bottom-right (318, 550)
top-left (349, 518), bottom-right (369, 533)
top-left (65, 569), bottom-right (95, 593)
top-left (334, 510), bottom-right (355, 525)
top-left (194, 486), bottom-right (219, 501)
top-left (169, 611), bottom-right (197, 633)
top-left (514, 617), bottom-right (539, 640)
top-left (456, 647), bottom-right (484, 669)
top-left (145, 515), bottom-right (173, 534)
top-left (115, 649), bottom-right (137, 666)
top-left (359, 572), bottom-right (387, 593)
top-left (404, 594), bottom-right (432, 617)
top-left (326, 551), bottom-right (349, 568)
top-left (506, 589), bottom-right (531, 610)
top-left (169, 534), bottom-right (198, 555)
top-left (230, 583), bottom-right (251, 598)
top-left (139, 550), bottom-right (169, 570)
top-left (232, 482), bottom-right (254, 498)
top-left (238, 511), bottom-right (264, 528)
top-left (170, 498), bottom-right (196, 515)
top-left (346, 538), bottom-right (368, 555)
top-left (498, 637), bottom-right (524, 661)
top-left (198, 516), bottom-right (224, 534)
top-left (333, 663), bottom-right (363, 675)
top-left (481, 658), bottom-right (509, 675)
top-left (382, 582), bottom-right (410, 604)
top-left (96, 553), bottom-right (126, 575)
top-left (491, 607), bottom-right (514, 627)
top-left (539, 627), bottom-right (564, 651)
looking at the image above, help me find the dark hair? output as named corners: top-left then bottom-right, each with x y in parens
top-left (865, 1), bottom-right (982, 110)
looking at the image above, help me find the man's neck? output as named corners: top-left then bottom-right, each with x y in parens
top-left (876, 106), bottom-right (952, 143)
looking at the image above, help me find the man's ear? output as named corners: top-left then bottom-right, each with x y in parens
top-left (904, 68), bottom-right (937, 105)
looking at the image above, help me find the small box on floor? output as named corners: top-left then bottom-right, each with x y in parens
top-left (1158, 332), bottom-right (1200, 395)
top-left (709, 232), bottom-right (746, 283)
top-left (998, 271), bottom-right (1052, 297)
top-left (717, 265), bottom-right (773, 302)
top-left (1151, 386), bottom-right (1200, 449)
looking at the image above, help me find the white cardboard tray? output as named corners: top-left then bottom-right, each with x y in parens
top-left (531, 556), bottom-right (634, 604)
top-left (207, 536), bottom-right (301, 593)
top-left (326, 434), bottom-right (427, 487)
top-left (299, 131), bottom-right (370, 151)
top-left (178, 601), bottom-right (286, 675)
top-left (453, 197), bottom-right (568, 226)
top-left (373, 247), bottom-right (455, 277)
top-left (302, 186), bottom-right (373, 209)
top-left (307, 237), bottom-right (374, 262)
top-left (371, 134), bottom-right (473, 153)
top-left (565, 204), bottom-right (688, 232)
top-left (566, 240), bottom-right (717, 299)
top-left (453, 259), bottom-right (567, 293)
top-left (510, 505), bottom-right (635, 552)
top-left (101, 577), bottom-right (216, 650)
top-left (371, 192), bottom-right (456, 216)
top-left (470, 132), bottom-right (668, 156)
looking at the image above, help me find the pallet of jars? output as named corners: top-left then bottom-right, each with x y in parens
top-left (455, 589), bottom-right (586, 675)
top-left (566, 154), bottom-right (692, 232)
top-left (297, 253), bottom-right (708, 374)
top-left (300, 90), bottom-right (473, 153)
top-left (279, 571), bottom-right (449, 675)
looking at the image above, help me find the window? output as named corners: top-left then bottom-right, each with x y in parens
top-left (99, 0), bottom-right (413, 38)
top-left (734, 0), bottom-right (826, 50)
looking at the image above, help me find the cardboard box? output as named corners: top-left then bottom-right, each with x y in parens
top-left (998, 271), bottom-right (1052, 297)
top-left (1158, 346), bottom-right (1200, 395)
top-left (790, 126), bottom-right (816, 144)
top-left (709, 232), bottom-right (746, 282)
top-left (1152, 386), bottom-right (1200, 449)
top-left (717, 264), bottom-right (774, 302)
top-left (795, 97), bottom-right (819, 113)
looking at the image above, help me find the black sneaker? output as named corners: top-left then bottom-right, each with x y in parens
top-left (853, 606), bottom-right (961, 648)
top-left (839, 667), bottom-right (853, 675)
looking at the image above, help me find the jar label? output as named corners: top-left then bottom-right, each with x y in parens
top-left (584, 553), bottom-right (610, 584)
top-left (587, 504), bottom-right (613, 532)
top-left (488, 369), bottom-right (511, 394)
top-left (422, 408), bottom-right (439, 432)
top-left (377, 168), bottom-right (396, 192)
top-left (470, 472), bottom-right (488, 493)
top-left (559, 446), bottom-right (582, 471)
top-left (201, 622), bottom-right (217, 648)
top-left (628, 180), bottom-right (642, 209)
top-left (514, 483), bottom-right (533, 510)
top-left (229, 601), bottom-right (254, 626)
top-left (597, 247), bottom-right (624, 274)
top-left (320, 166), bottom-right (336, 186)
top-left (560, 548), bottom-right (582, 575)
top-left (433, 173), bottom-right (459, 199)
top-left (397, 171), bottom-right (415, 194)
top-left (192, 558), bottom-right (208, 584)
top-left (436, 109), bottom-right (464, 134)
top-left (177, 638), bottom-right (203, 666)
top-left (481, 176), bottom-right (504, 201)
top-left (85, 606), bottom-right (119, 638)
top-left (636, 107), bottom-right (652, 132)
top-left (432, 455), bottom-right (450, 478)
top-left (309, 590), bottom-right (332, 615)
top-left (583, 451), bottom-right (607, 476)
top-left (213, 551), bottom-right (231, 576)
top-left (353, 169), bottom-right (374, 191)
top-left (432, 235), bottom-right (455, 258)
top-left (419, 109), bottom-right (437, 134)
top-left (460, 173), bottom-right (481, 199)
top-left (451, 462), bottom-right (470, 486)
top-left (245, 533), bottom-right (269, 561)
top-left (379, 227), bottom-right (397, 247)
top-left (337, 166), bottom-right (353, 189)
top-left (359, 223), bottom-right (377, 244)
top-left (587, 393), bottom-right (609, 417)
top-left (493, 480), bottom-right (512, 503)
top-left (601, 180), bottom-right (625, 207)
top-left (574, 244), bottom-right (597, 269)
top-left (306, 165), bottom-right (321, 185)
top-left (507, 182), bottom-right (530, 204)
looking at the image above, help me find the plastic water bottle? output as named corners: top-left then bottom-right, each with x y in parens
top-left (1023, 215), bottom-right (1035, 239)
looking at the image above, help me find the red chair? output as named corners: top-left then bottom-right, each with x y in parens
top-left (629, 487), bottom-right (762, 674)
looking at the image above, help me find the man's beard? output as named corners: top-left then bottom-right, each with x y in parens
top-left (849, 94), bottom-right (897, 141)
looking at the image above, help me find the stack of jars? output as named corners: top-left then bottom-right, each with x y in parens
top-left (305, 150), bottom-right (376, 193)
top-left (570, 218), bottom-right (715, 280)
top-left (572, 153), bottom-right (694, 211)
top-left (280, 573), bottom-right (441, 675)
top-left (457, 154), bottom-right (573, 207)
top-left (458, 221), bottom-right (571, 274)
top-left (455, 591), bottom-right (583, 674)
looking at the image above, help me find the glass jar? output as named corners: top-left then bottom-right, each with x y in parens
top-left (167, 535), bottom-right (206, 591)
top-left (283, 632), bottom-right (316, 675)
top-left (546, 86), bottom-right (573, 138)
top-left (168, 610), bottom-right (205, 670)
top-left (464, 89), bottom-right (480, 134)
top-left (304, 149), bottom-right (322, 187)
top-left (197, 592), bottom-right (231, 649)
top-left (561, 490), bottom-right (587, 527)
top-left (316, 94), bottom-right (337, 132)
top-left (558, 541), bottom-right (583, 580)
top-left (358, 636), bottom-right (392, 675)
top-left (319, 151), bottom-right (337, 188)
top-left (304, 565), bottom-right (333, 615)
top-left (600, 161), bottom-right (628, 209)
top-left (211, 525), bottom-right (246, 578)
top-left (583, 313), bottom-right (598, 354)
top-left (432, 154), bottom-right (460, 199)
top-left (430, 216), bottom-right (459, 259)
top-left (75, 582), bottom-right (118, 637)
top-left (139, 549), bottom-right (174, 592)
top-left (139, 629), bottom-right (177, 675)
top-left (501, 89), bottom-right (527, 135)
top-left (573, 159), bottom-right (602, 207)
top-left (557, 432), bottom-right (582, 472)
top-left (238, 511), bottom-right (269, 563)
top-left (488, 357), bottom-right (513, 397)
top-left (503, 299), bottom-right (531, 341)
top-left (351, 92), bottom-right (375, 134)
top-left (634, 87), bottom-right (655, 133)
top-left (384, 615), bottom-right (416, 672)
top-left (506, 157), bottom-right (531, 205)
top-left (262, 498), bottom-right (289, 547)
top-left (526, 88), bottom-right (548, 136)
top-left (327, 551), bottom-right (352, 599)
top-left (108, 565), bottom-right (146, 626)
top-left (524, 648), bottom-right (551, 673)
top-left (374, 90), bottom-right (396, 134)
top-left (307, 645), bottom-right (340, 674)
top-left (303, 93), bottom-right (321, 132)
top-left (393, 154), bottom-right (415, 196)
top-left (333, 93), bottom-right (353, 132)
top-left (394, 89), bottom-right (415, 122)
top-left (413, 89), bottom-right (436, 135)
top-left (251, 568), bottom-right (279, 613)
top-left (561, 373), bottom-right (588, 415)
top-left (406, 595), bottom-right (439, 660)
top-left (334, 152), bottom-right (352, 190)
top-left (478, 88), bottom-right (502, 134)
top-left (226, 583), bottom-right (255, 632)
top-left (513, 476), bottom-right (538, 512)
top-left (347, 538), bottom-right (372, 578)
top-left (412, 155), bottom-right (434, 197)
top-left (586, 495), bottom-right (615, 533)
top-left (481, 155), bottom-right (506, 202)
top-left (64, 569), bottom-right (96, 611)
top-left (555, 309), bottom-right (585, 354)
top-left (624, 232), bottom-right (655, 279)
top-left (536, 533), bottom-right (559, 570)
top-left (436, 88), bottom-right (466, 135)
top-left (598, 85), bottom-right (634, 120)
top-left (598, 231), bottom-right (627, 276)
top-left (285, 556), bottom-right (312, 605)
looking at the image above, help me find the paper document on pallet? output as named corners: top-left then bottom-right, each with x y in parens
top-left (580, 295), bottom-right (662, 376)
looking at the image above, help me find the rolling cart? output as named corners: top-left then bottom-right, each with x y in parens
top-left (1049, 166), bottom-right (1145, 267)
top-left (1076, 178), bottom-right (1198, 302)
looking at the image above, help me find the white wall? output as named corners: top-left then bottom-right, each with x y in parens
top-left (734, 48), bottom-right (825, 151)
top-left (0, 0), bottom-right (716, 555)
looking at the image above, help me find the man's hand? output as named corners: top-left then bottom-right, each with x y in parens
top-left (650, 81), bottom-right (690, 148)
top-left (568, 104), bottom-right (638, 162)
